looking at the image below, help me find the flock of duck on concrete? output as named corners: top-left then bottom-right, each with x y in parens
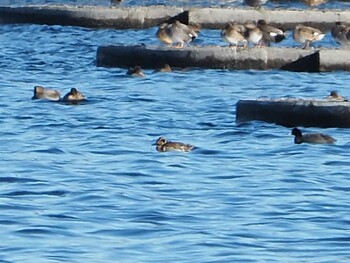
top-left (114, 0), bottom-right (349, 50)
top-left (156, 14), bottom-right (348, 50)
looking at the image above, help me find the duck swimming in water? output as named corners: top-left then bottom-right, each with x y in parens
top-left (127, 66), bottom-right (146, 78)
top-left (291, 127), bottom-right (336, 144)
top-left (32, 85), bottom-right (61, 101)
top-left (62, 88), bottom-right (85, 103)
top-left (154, 137), bottom-right (195, 152)
top-left (155, 64), bottom-right (172, 73)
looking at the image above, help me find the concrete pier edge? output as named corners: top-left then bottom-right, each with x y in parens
top-left (0, 5), bottom-right (350, 30)
top-left (96, 45), bottom-right (350, 72)
top-left (236, 99), bottom-right (350, 128)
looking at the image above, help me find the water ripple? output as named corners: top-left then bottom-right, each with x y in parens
top-left (0, 9), bottom-right (350, 263)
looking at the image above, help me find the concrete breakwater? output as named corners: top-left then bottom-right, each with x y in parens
top-left (236, 98), bottom-right (350, 128)
top-left (3, 5), bottom-right (350, 72)
top-left (96, 45), bottom-right (350, 72)
top-left (0, 5), bottom-right (349, 30)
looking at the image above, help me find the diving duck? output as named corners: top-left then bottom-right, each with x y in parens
top-left (154, 137), bottom-right (195, 152)
top-left (291, 127), bottom-right (336, 144)
top-left (32, 85), bottom-right (60, 101)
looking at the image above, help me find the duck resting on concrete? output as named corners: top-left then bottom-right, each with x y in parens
top-left (331, 22), bottom-right (350, 47)
top-left (291, 127), bottom-right (336, 144)
top-left (325, 90), bottom-right (347, 101)
top-left (257, 19), bottom-right (286, 46)
top-left (301, 0), bottom-right (328, 7)
top-left (154, 137), bottom-right (195, 152)
top-left (244, 0), bottom-right (268, 8)
top-left (221, 22), bottom-right (247, 48)
top-left (244, 21), bottom-right (264, 47)
top-left (156, 20), bottom-right (198, 48)
top-left (293, 24), bottom-right (325, 49)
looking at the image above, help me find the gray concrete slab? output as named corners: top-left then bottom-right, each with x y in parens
top-left (0, 5), bottom-right (350, 30)
top-left (96, 45), bottom-right (350, 72)
top-left (236, 98), bottom-right (350, 128)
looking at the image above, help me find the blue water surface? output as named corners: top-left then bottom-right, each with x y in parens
top-left (0, 1), bottom-right (350, 262)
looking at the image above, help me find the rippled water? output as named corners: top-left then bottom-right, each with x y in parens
top-left (1, 1), bottom-right (350, 262)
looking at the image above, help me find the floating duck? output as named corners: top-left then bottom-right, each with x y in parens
top-left (127, 66), bottom-right (146, 78)
top-left (62, 88), bottom-right (85, 102)
top-left (156, 64), bottom-right (172, 73)
top-left (154, 137), bottom-right (195, 152)
top-left (331, 22), bottom-right (350, 47)
top-left (32, 85), bottom-right (60, 101)
top-left (293, 24), bottom-right (325, 49)
top-left (291, 127), bottom-right (336, 144)
top-left (221, 22), bottom-right (247, 48)
top-left (156, 21), bottom-right (198, 48)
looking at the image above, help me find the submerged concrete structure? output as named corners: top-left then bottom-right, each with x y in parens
top-left (96, 45), bottom-right (350, 72)
top-left (236, 98), bottom-right (350, 128)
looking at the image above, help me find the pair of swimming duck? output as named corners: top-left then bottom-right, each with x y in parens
top-left (155, 127), bottom-right (336, 153)
top-left (126, 64), bottom-right (172, 77)
top-left (221, 20), bottom-right (324, 49)
top-left (32, 86), bottom-right (85, 102)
